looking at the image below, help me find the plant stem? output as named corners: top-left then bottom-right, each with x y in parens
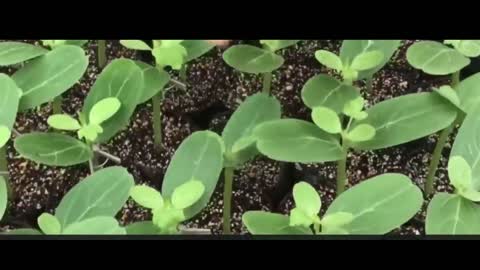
top-left (152, 92), bottom-right (163, 153)
top-left (366, 77), bottom-right (373, 92)
top-left (170, 78), bottom-right (187, 91)
top-left (336, 142), bottom-right (349, 196)
top-left (97, 40), bottom-right (107, 68)
top-left (52, 96), bottom-right (62, 114)
top-left (179, 64), bottom-right (187, 85)
top-left (424, 71), bottom-right (461, 195)
top-left (93, 146), bottom-right (121, 164)
top-left (262, 72), bottom-right (272, 95)
top-left (0, 146), bottom-right (12, 198)
top-left (223, 167), bottom-right (234, 234)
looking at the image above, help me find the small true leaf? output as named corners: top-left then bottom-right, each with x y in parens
top-left (125, 221), bottom-right (160, 235)
top-left (14, 133), bottom-right (93, 166)
top-left (448, 156), bottom-right (472, 192)
top-left (433, 85), bottom-right (461, 108)
top-left (0, 41), bottom-right (48, 66)
top-left (62, 216), bottom-right (126, 235)
top-left (242, 211), bottom-right (312, 235)
top-left (120, 40), bottom-right (152, 51)
top-left (314, 50), bottom-right (343, 71)
top-left (311, 106), bottom-right (342, 134)
top-left (293, 182), bottom-right (321, 217)
top-left (0, 176), bottom-right (6, 221)
top-left (289, 208), bottom-right (314, 227)
top-left (407, 41), bottom-right (470, 75)
top-left (345, 124), bottom-right (376, 142)
top-left (153, 207), bottom-right (185, 231)
top-left (89, 97), bottom-right (121, 125)
top-left (47, 114), bottom-right (81, 131)
top-left (171, 180), bottom-right (205, 210)
top-left (343, 96), bottom-right (365, 117)
top-left (38, 213), bottom-right (61, 235)
top-left (152, 45), bottom-right (187, 70)
top-left (0, 126), bottom-right (11, 148)
top-left (77, 124), bottom-right (102, 142)
top-left (130, 185), bottom-right (164, 210)
top-left (350, 50), bottom-right (384, 71)
top-left (223, 45), bottom-right (284, 74)
top-left (135, 61), bottom-right (170, 104)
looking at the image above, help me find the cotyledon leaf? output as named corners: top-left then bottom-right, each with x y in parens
top-left (350, 92), bottom-right (458, 150)
top-left (162, 131), bottom-right (224, 219)
top-left (456, 72), bottom-right (480, 114)
top-left (0, 41), bottom-right (48, 66)
top-left (55, 166), bottom-right (134, 228)
top-left (134, 61), bottom-right (170, 104)
top-left (242, 211), bottom-right (312, 235)
top-left (62, 216), bottom-right (126, 235)
top-left (426, 193), bottom-right (480, 235)
top-left (14, 132), bottom-right (93, 166)
top-left (223, 45), bottom-right (284, 74)
top-left (0, 74), bottom-right (21, 130)
top-left (182, 40), bottom-right (215, 62)
top-left (12, 45), bottom-right (89, 111)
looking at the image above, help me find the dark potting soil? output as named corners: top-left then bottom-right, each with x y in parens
top-left (0, 40), bottom-right (458, 235)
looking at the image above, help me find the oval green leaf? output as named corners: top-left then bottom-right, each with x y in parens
top-left (89, 97), bottom-right (121, 125)
top-left (351, 92), bottom-right (458, 150)
top-left (62, 216), bottom-right (126, 235)
top-left (55, 166), bottom-right (134, 228)
top-left (13, 45), bottom-right (88, 111)
top-left (14, 132), bottom-right (93, 166)
top-left (426, 193), bottom-right (480, 235)
top-left (315, 50), bottom-right (343, 71)
top-left (0, 74), bottom-right (21, 131)
top-left (82, 59), bottom-right (144, 143)
top-left (130, 185), bottom-right (164, 210)
top-left (38, 213), bottom-right (61, 235)
top-left (47, 114), bottom-right (81, 131)
top-left (242, 211), bottom-right (312, 235)
top-left (120, 40), bottom-right (152, 51)
top-left (326, 173), bottom-right (423, 234)
top-left (182, 40), bottom-right (215, 62)
top-left (135, 61), bottom-right (170, 104)
top-left (301, 74), bottom-right (360, 113)
top-left (293, 182), bottom-right (321, 216)
top-left (125, 221), bottom-right (160, 235)
top-left (345, 124), bottom-right (376, 142)
top-left (162, 131), bottom-right (224, 219)
top-left (254, 119), bottom-right (343, 163)
top-left (406, 41), bottom-right (470, 75)
top-left (0, 41), bottom-right (48, 66)
top-left (311, 106), bottom-right (342, 134)
top-left (0, 176), bottom-right (6, 221)
top-left (171, 180), bottom-right (205, 210)
top-left (445, 40), bottom-right (480, 57)
top-left (350, 50), bottom-right (384, 71)
top-left (223, 45), bottom-right (284, 74)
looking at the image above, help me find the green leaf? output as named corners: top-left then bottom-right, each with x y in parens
top-left (0, 41), bottom-right (48, 66)
top-left (47, 114), bottom-right (81, 131)
top-left (41, 40), bottom-right (66, 48)
top-left (152, 45), bottom-right (187, 70)
top-left (406, 41), bottom-right (470, 75)
top-left (223, 45), bottom-right (284, 74)
top-left (242, 211), bottom-right (312, 235)
top-left (426, 193), bottom-right (480, 235)
top-left (343, 96), bottom-right (365, 117)
top-left (301, 74), bottom-right (360, 113)
top-left (135, 61), bottom-right (170, 104)
top-left (340, 40), bottom-right (401, 79)
top-left (448, 156), bottom-right (473, 192)
top-left (89, 97), bottom-right (121, 125)
top-left (82, 59), bottom-right (144, 143)
top-left (125, 221), bottom-right (160, 235)
top-left (130, 185), bottom-right (164, 210)
top-left (351, 92), bottom-right (458, 150)
top-left (13, 45), bottom-right (89, 111)
top-left (120, 40), bottom-right (152, 51)
top-left (0, 126), bottom-right (11, 148)
top-left (321, 212), bottom-right (354, 232)
top-left (311, 106), bottom-right (342, 134)
top-left (77, 124), bottom-right (102, 142)
top-left (14, 132), bottom-right (93, 166)
top-left (314, 50), bottom-right (343, 71)
top-left (451, 105), bottom-right (480, 190)
top-left (326, 173), bottom-right (423, 234)
top-left (260, 40), bottom-right (300, 52)
top-left (0, 74), bottom-right (22, 131)
top-left (2, 229), bottom-right (42, 235)
top-left (0, 176), bottom-right (6, 221)
top-left (62, 216), bottom-right (126, 235)
top-left (433, 85), bottom-right (461, 108)
top-left (293, 182), bottom-right (321, 216)
top-left (38, 213), bottom-right (61, 234)
top-left (289, 208), bottom-right (314, 227)
top-left (445, 40), bottom-right (480, 57)
top-left (350, 50), bottom-right (384, 71)
top-left (182, 40), bottom-right (215, 62)
top-left (171, 180), bottom-right (205, 210)
top-left (162, 131), bottom-right (224, 219)
top-left (152, 207), bottom-right (185, 232)
top-left (345, 124), bottom-right (376, 142)
top-left (456, 73), bottom-right (480, 114)
top-left (254, 119), bottom-right (343, 163)
top-left (222, 93), bottom-right (281, 166)
top-left (55, 166), bottom-right (134, 228)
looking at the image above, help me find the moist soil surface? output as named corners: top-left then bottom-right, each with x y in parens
top-left (0, 40), bottom-right (458, 235)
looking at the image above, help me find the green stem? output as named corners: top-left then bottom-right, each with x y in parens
top-left (179, 64), bottom-right (187, 85)
top-left (52, 96), bottom-right (62, 114)
top-left (0, 146), bottom-right (12, 198)
top-left (262, 72), bottom-right (272, 95)
top-left (336, 142), bottom-right (349, 196)
top-left (223, 167), bottom-right (234, 234)
top-left (424, 71), bottom-right (461, 195)
top-left (366, 77), bottom-right (373, 92)
top-left (87, 143), bottom-right (96, 174)
top-left (152, 92), bottom-right (163, 153)
top-left (313, 223), bottom-right (321, 235)
top-left (97, 40), bottom-right (107, 68)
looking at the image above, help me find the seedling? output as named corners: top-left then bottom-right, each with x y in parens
top-left (407, 40), bottom-right (480, 195)
top-left (426, 106), bottom-right (480, 234)
top-left (243, 173), bottom-right (422, 235)
top-left (14, 59), bottom-right (143, 173)
top-left (3, 166), bottom-right (134, 235)
top-left (223, 40), bottom-right (299, 94)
